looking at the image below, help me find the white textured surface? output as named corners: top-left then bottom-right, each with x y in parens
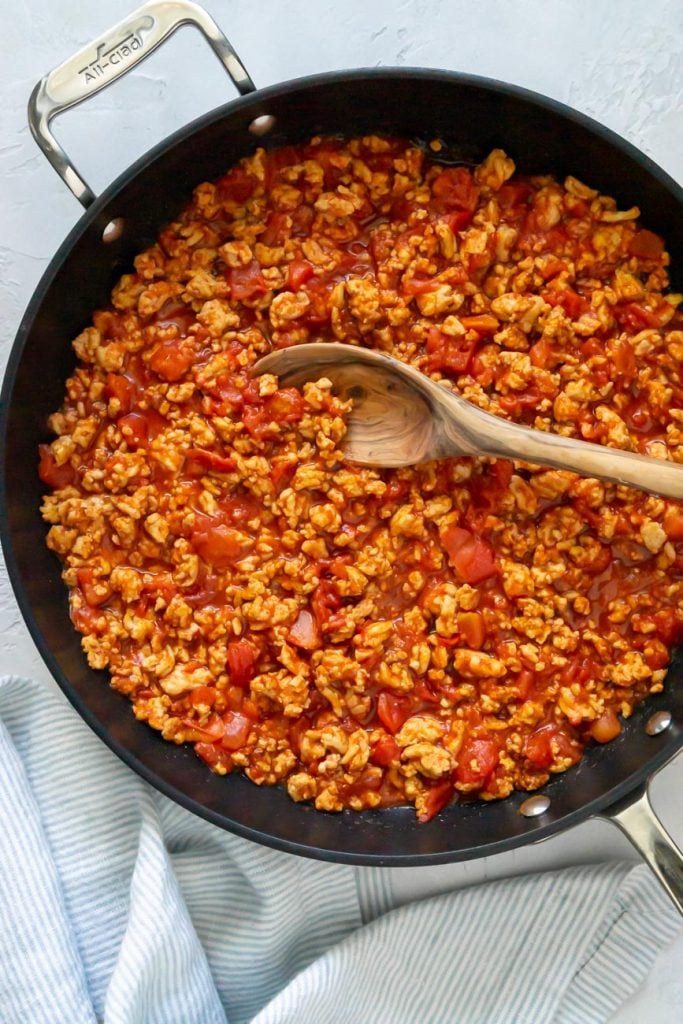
top-left (0, 0), bottom-right (682, 898)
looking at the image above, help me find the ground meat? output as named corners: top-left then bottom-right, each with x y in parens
top-left (39, 136), bottom-right (683, 821)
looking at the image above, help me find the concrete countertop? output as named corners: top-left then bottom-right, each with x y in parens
top-left (0, 0), bottom-right (681, 902)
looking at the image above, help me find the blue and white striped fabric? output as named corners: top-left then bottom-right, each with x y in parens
top-left (0, 673), bottom-right (681, 1024)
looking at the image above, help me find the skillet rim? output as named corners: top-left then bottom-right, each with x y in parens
top-left (1, 66), bottom-right (682, 865)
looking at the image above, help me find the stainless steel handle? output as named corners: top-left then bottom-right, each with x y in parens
top-left (440, 391), bottom-right (683, 500)
top-left (601, 784), bottom-right (683, 916)
top-left (28, 0), bottom-right (255, 208)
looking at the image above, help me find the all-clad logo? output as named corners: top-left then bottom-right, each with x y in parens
top-left (78, 32), bottom-right (143, 83)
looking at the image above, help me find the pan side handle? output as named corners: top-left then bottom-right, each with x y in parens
top-left (599, 784), bottom-right (683, 917)
top-left (28, 1), bottom-right (255, 208)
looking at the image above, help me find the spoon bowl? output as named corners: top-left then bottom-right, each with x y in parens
top-left (254, 343), bottom-right (683, 499)
top-left (259, 348), bottom-right (438, 466)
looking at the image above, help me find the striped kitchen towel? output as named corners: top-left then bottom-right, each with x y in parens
top-left (0, 673), bottom-right (680, 1024)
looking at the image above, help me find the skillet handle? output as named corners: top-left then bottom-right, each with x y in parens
top-left (600, 784), bottom-right (683, 917)
top-left (28, 0), bottom-right (255, 208)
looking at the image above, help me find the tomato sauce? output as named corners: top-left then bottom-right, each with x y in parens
top-left (40, 135), bottom-right (682, 822)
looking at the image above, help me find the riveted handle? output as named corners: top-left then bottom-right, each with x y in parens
top-left (601, 783), bottom-right (683, 917)
top-left (28, 0), bottom-right (255, 208)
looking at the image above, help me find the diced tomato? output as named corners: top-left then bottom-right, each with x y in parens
top-left (291, 205), bottom-right (314, 236)
top-left (179, 712), bottom-right (225, 743)
top-left (537, 257), bottom-right (568, 281)
top-left (426, 327), bottom-right (477, 375)
top-left (497, 182), bottom-right (531, 210)
top-left (264, 146), bottom-right (301, 186)
top-left (76, 568), bottom-right (111, 607)
top-left (221, 710), bottom-right (252, 750)
top-left (559, 655), bottom-right (599, 687)
top-left (370, 735), bottom-right (401, 767)
top-left (118, 412), bottom-right (149, 447)
top-left (417, 780), bottom-right (454, 823)
top-left (441, 210), bottom-right (473, 233)
top-left (543, 288), bottom-right (589, 320)
top-left (267, 388), bottom-right (305, 423)
top-left (498, 390), bottom-right (544, 415)
top-left (402, 275), bottom-right (440, 296)
top-left (418, 678), bottom-right (444, 705)
top-left (391, 196), bottom-right (422, 223)
top-left (225, 684), bottom-right (245, 712)
top-left (491, 459), bottom-right (513, 489)
top-left (227, 639), bottom-right (256, 687)
top-left (215, 377), bottom-right (245, 409)
top-left (219, 494), bottom-right (262, 525)
top-left (628, 229), bottom-right (664, 260)
top-left (432, 166), bottom-right (479, 212)
top-left (71, 600), bottom-right (105, 633)
top-left (580, 338), bottom-right (604, 360)
top-left (38, 445), bottom-right (76, 489)
top-left (470, 350), bottom-right (494, 386)
top-left (299, 277), bottom-right (334, 326)
top-left (341, 769), bottom-right (384, 800)
top-left (287, 259), bottom-right (315, 290)
top-left (289, 716), bottom-right (313, 756)
top-left (376, 692), bottom-right (412, 734)
top-left (288, 609), bottom-right (321, 650)
top-left (147, 410), bottom-right (168, 440)
top-left (459, 314), bottom-right (499, 334)
top-left (465, 249), bottom-right (494, 273)
top-left (613, 338), bottom-right (636, 379)
top-left (519, 213), bottom-right (570, 254)
top-left (105, 372), bottom-right (137, 413)
top-left (652, 609), bottom-right (683, 647)
top-left (215, 166), bottom-right (256, 203)
top-left (369, 227), bottom-right (394, 267)
top-left (383, 477), bottom-right (410, 502)
top-left (142, 573), bottom-right (177, 602)
top-left (454, 737), bottom-right (499, 785)
top-left (440, 526), bottom-right (498, 585)
top-left (184, 448), bottom-right (236, 475)
top-left (515, 669), bottom-right (535, 701)
top-left (242, 386), bottom-right (304, 437)
top-left (148, 339), bottom-right (195, 382)
top-left (271, 457), bottom-right (296, 490)
top-left (189, 686), bottom-right (217, 708)
top-left (525, 723), bottom-right (578, 768)
top-left (328, 558), bottom-right (350, 580)
top-left (457, 611), bottom-right (486, 648)
top-left (553, 728), bottom-right (581, 763)
top-left (241, 377), bottom-right (263, 406)
top-left (590, 708), bottom-right (622, 744)
top-left (311, 579), bottom-right (341, 627)
top-left (261, 211), bottom-right (291, 247)
top-left (242, 404), bottom-right (275, 440)
top-left (532, 335), bottom-right (552, 372)
top-left (195, 742), bottom-right (234, 770)
top-left (664, 506), bottom-right (683, 541)
top-left (193, 522), bottom-right (250, 568)
top-left (615, 301), bottom-right (671, 332)
top-left (242, 698), bottom-right (260, 721)
top-left (228, 260), bottom-right (268, 301)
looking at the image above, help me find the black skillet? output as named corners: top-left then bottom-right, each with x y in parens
top-left (1, 1), bottom-right (682, 912)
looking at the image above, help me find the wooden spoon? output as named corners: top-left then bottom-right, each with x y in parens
top-left (254, 343), bottom-right (683, 498)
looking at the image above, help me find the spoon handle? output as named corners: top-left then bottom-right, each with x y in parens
top-left (438, 390), bottom-right (683, 500)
